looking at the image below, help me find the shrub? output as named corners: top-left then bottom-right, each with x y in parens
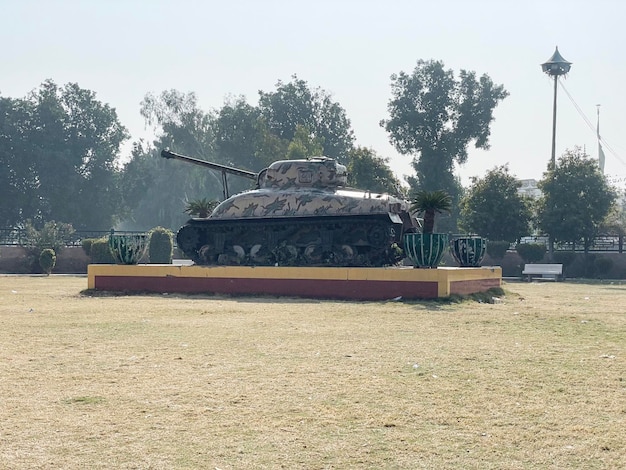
top-left (578, 254), bottom-right (598, 278)
top-left (39, 249), bottom-right (56, 275)
top-left (90, 238), bottom-right (116, 264)
top-left (552, 251), bottom-right (577, 278)
top-left (22, 220), bottom-right (74, 254)
top-left (594, 257), bottom-right (614, 279)
top-left (486, 240), bottom-right (510, 260)
top-left (20, 220), bottom-right (74, 273)
top-left (552, 251), bottom-right (576, 277)
top-left (82, 238), bottom-right (97, 257)
top-left (149, 227), bottom-right (174, 264)
top-left (552, 251), bottom-right (577, 267)
top-left (515, 242), bottom-right (546, 264)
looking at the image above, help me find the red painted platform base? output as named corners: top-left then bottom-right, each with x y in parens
top-left (88, 264), bottom-right (502, 301)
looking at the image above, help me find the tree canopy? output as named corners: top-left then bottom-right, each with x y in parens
top-left (122, 77), bottom-right (367, 230)
top-left (459, 165), bottom-right (532, 242)
top-left (214, 95), bottom-right (276, 171)
top-left (380, 59), bottom-right (509, 228)
top-left (346, 147), bottom-right (404, 196)
top-left (1, 76), bottom-right (413, 233)
top-left (537, 147), bottom-right (616, 252)
top-left (122, 90), bottom-right (222, 230)
top-left (258, 75), bottom-right (355, 163)
top-left (0, 80), bottom-right (129, 230)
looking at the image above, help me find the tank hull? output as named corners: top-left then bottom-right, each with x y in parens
top-left (176, 214), bottom-right (405, 267)
top-left (211, 187), bottom-right (408, 219)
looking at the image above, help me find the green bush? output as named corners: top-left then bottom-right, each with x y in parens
top-left (149, 227), bottom-right (174, 264)
top-left (20, 220), bottom-right (74, 273)
top-left (90, 238), bottom-right (116, 264)
top-left (582, 254), bottom-right (598, 278)
top-left (22, 220), bottom-right (74, 254)
top-left (594, 257), bottom-right (614, 279)
top-left (82, 238), bottom-right (97, 257)
top-left (39, 249), bottom-right (56, 275)
top-left (486, 240), bottom-right (510, 260)
top-left (552, 251), bottom-right (576, 276)
top-left (552, 251), bottom-right (577, 267)
top-left (515, 242), bottom-right (546, 264)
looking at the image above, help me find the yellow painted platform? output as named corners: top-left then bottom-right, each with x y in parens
top-left (88, 264), bottom-right (502, 300)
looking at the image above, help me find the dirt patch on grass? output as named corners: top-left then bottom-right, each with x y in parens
top-left (1, 276), bottom-right (625, 469)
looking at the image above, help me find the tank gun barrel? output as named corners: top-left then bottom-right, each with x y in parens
top-left (161, 149), bottom-right (258, 199)
top-left (161, 150), bottom-right (257, 181)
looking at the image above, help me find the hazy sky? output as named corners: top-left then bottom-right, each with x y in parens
top-left (3, 0), bottom-right (625, 187)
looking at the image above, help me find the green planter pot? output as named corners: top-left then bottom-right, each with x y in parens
top-left (108, 233), bottom-right (148, 265)
top-left (450, 236), bottom-right (487, 267)
top-left (403, 233), bottom-right (449, 268)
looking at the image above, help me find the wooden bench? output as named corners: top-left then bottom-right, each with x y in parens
top-left (522, 263), bottom-right (563, 281)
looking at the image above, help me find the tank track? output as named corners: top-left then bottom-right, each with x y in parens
top-left (176, 215), bottom-right (404, 267)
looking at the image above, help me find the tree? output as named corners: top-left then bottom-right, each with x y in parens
top-left (122, 91), bottom-right (221, 230)
top-left (0, 96), bottom-right (38, 227)
top-left (140, 89), bottom-right (215, 157)
top-left (459, 165), bottom-right (532, 242)
top-left (380, 60), bottom-right (508, 228)
top-left (214, 95), bottom-right (275, 171)
top-left (285, 125), bottom-right (324, 160)
top-left (0, 80), bottom-right (129, 230)
top-left (537, 147), bottom-right (617, 252)
top-left (601, 188), bottom-right (626, 237)
top-left (258, 75), bottom-right (355, 162)
top-left (346, 147), bottom-right (404, 196)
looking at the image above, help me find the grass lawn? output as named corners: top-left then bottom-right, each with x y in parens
top-left (0, 275), bottom-right (624, 469)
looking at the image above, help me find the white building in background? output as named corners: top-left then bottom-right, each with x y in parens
top-left (517, 179), bottom-right (542, 198)
top-left (516, 176), bottom-right (624, 200)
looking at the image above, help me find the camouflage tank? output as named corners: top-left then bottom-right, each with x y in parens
top-left (162, 150), bottom-right (419, 267)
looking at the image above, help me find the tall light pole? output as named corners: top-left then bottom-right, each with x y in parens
top-left (541, 47), bottom-right (572, 168)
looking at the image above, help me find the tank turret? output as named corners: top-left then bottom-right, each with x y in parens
top-left (161, 149), bottom-right (418, 267)
top-left (258, 157), bottom-right (348, 189)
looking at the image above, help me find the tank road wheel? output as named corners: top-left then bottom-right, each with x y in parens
top-left (250, 244), bottom-right (272, 265)
top-left (198, 244), bottom-right (218, 265)
top-left (303, 243), bottom-right (324, 265)
top-left (232, 245), bottom-right (246, 262)
top-left (330, 244), bottom-right (355, 266)
top-left (218, 245), bottom-right (246, 265)
top-left (368, 224), bottom-right (389, 248)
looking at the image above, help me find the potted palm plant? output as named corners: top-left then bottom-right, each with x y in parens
top-left (184, 198), bottom-right (219, 218)
top-left (403, 190), bottom-right (452, 268)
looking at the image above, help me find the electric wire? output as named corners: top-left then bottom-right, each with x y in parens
top-left (558, 79), bottom-right (626, 169)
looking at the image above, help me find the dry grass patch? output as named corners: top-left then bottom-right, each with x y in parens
top-left (0, 275), bottom-right (624, 469)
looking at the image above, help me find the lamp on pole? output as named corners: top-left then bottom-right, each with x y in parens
top-left (541, 47), bottom-right (572, 168)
